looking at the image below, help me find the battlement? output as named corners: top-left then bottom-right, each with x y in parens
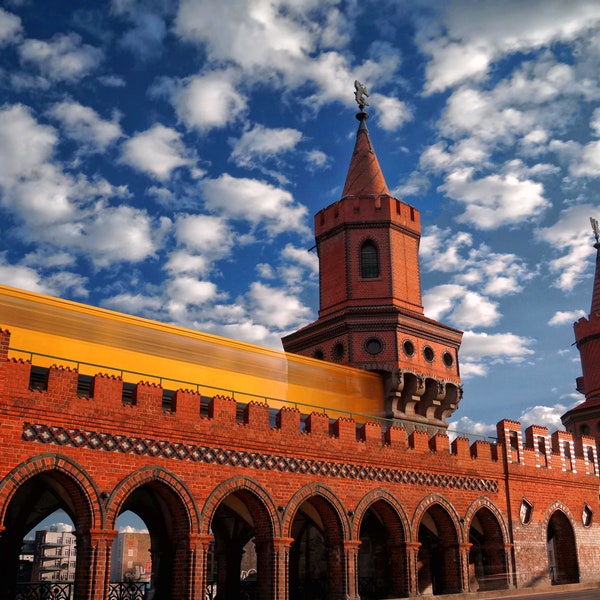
top-left (315, 194), bottom-right (420, 239)
top-left (1, 330), bottom-right (597, 479)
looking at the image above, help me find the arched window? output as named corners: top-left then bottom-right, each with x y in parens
top-left (360, 241), bottom-right (379, 278)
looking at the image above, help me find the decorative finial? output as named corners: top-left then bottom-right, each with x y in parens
top-left (354, 80), bottom-right (369, 111)
top-left (590, 217), bottom-right (599, 245)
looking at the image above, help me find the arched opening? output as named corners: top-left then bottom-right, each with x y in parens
top-left (360, 241), bottom-right (379, 279)
top-left (290, 496), bottom-right (344, 600)
top-left (358, 500), bottom-right (408, 599)
top-left (547, 510), bottom-right (579, 584)
top-left (417, 504), bottom-right (460, 595)
top-left (0, 469), bottom-right (93, 600)
top-left (115, 481), bottom-right (192, 600)
top-left (111, 511), bottom-right (152, 592)
top-left (468, 507), bottom-right (508, 591)
top-left (210, 489), bottom-right (274, 600)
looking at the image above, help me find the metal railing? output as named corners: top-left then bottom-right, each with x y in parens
top-left (14, 583), bottom-right (147, 600)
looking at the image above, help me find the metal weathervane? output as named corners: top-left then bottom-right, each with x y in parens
top-left (354, 80), bottom-right (369, 110)
top-left (591, 216), bottom-right (599, 244)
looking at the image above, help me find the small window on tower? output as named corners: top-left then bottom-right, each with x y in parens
top-left (360, 241), bottom-right (379, 278)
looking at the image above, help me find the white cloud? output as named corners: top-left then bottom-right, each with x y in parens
top-left (517, 403), bottom-right (568, 432)
top-left (122, 124), bottom-right (196, 180)
top-left (448, 415), bottom-right (497, 439)
top-left (0, 258), bottom-right (51, 295)
top-left (305, 149), bottom-right (330, 169)
top-left (0, 7), bottom-right (22, 45)
top-left (230, 124), bottom-right (302, 167)
top-left (173, 71), bottom-right (247, 132)
top-left (459, 330), bottom-right (535, 379)
top-left (537, 203), bottom-right (598, 291)
top-left (48, 101), bottom-right (122, 152)
top-left (19, 32), bottom-right (103, 82)
top-left (548, 310), bottom-right (587, 326)
top-left (74, 204), bottom-right (158, 267)
top-left (419, 0), bottom-right (600, 93)
top-left (246, 281), bottom-right (312, 330)
top-left (442, 168), bottom-right (549, 230)
top-left (202, 174), bottom-right (311, 237)
top-left (423, 284), bottom-right (500, 329)
top-left (167, 214), bottom-right (235, 277)
top-left (173, 0), bottom-right (403, 114)
top-left (0, 104), bottom-right (56, 186)
top-left (371, 94), bottom-right (411, 131)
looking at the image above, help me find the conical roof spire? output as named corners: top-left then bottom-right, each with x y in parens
top-left (590, 217), bottom-right (600, 315)
top-left (341, 111), bottom-right (390, 198)
top-left (342, 81), bottom-right (389, 198)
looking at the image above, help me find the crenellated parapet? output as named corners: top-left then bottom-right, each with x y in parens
top-left (1, 351), bottom-right (597, 480)
top-left (496, 419), bottom-right (598, 476)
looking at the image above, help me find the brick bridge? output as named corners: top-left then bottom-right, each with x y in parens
top-left (1, 327), bottom-right (599, 600)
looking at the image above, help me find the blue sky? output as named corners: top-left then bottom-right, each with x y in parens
top-left (2, 0), bottom-right (600, 443)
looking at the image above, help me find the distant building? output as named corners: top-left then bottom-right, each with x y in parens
top-left (17, 538), bottom-right (34, 582)
top-left (30, 527), bottom-right (76, 582)
top-left (110, 532), bottom-right (151, 583)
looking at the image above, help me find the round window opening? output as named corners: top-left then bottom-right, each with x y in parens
top-left (332, 343), bottom-right (345, 361)
top-left (313, 349), bottom-right (324, 360)
top-left (403, 340), bottom-right (415, 357)
top-left (365, 338), bottom-right (383, 355)
top-left (423, 346), bottom-right (435, 362)
top-left (442, 351), bottom-right (454, 367)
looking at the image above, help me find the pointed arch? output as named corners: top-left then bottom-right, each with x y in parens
top-left (0, 453), bottom-right (102, 530)
top-left (463, 497), bottom-right (509, 545)
top-left (411, 493), bottom-right (461, 539)
top-left (105, 465), bottom-right (199, 533)
top-left (464, 497), bottom-right (511, 591)
top-left (352, 488), bottom-right (411, 541)
top-left (544, 501), bottom-right (580, 584)
top-left (200, 475), bottom-right (279, 538)
top-left (282, 482), bottom-right (350, 539)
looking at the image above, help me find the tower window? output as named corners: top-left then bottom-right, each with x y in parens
top-left (365, 337), bottom-right (383, 355)
top-left (360, 241), bottom-right (379, 278)
top-left (442, 351), bottom-right (454, 367)
top-left (332, 342), bottom-right (345, 361)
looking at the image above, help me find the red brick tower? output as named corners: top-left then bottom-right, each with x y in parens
top-left (562, 219), bottom-right (600, 450)
top-left (282, 107), bottom-right (463, 429)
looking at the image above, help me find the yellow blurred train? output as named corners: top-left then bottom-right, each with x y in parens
top-left (0, 284), bottom-right (384, 420)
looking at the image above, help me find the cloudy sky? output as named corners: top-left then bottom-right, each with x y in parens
top-left (2, 0), bottom-right (600, 439)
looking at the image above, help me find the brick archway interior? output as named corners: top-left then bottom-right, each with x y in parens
top-left (118, 480), bottom-right (193, 600)
top-left (290, 495), bottom-right (344, 600)
top-left (210, 488), bottom-right (275, 600)
top-left (0, 469), bottom-right (94, 600)
top-left (417, 503), bottom-right (460, 596)
top-left (358, 499), bottom-right (408, 599)
top-left (468, 506), bottom-right (509, 591)
top-left (547, 510), bottom-right (580, 585)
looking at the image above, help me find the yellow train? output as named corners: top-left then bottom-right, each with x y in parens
top-left (0, 284), bottom-right (384, 419)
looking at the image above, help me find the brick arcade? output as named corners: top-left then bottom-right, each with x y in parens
top-left (1, 105), bottom-right (600, 600)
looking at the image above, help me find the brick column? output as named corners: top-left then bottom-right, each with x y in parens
top-left (388, 542), bottom-right (410, 598)
top-left (188, 534), bottom-right (213, 600)
top-left (405, 541), bottom-right (421, 597)
top-left (74, 529), bottom-right (118, 600)
top-left (272, 537), bottom-right (293, 600)
top-left (458, 542), bottom-right (472, 592)
top-left (343, 540), bottom-right (361, 600)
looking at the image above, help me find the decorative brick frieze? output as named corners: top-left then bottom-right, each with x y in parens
top-left (22, 421), bottom-right (498, 492)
